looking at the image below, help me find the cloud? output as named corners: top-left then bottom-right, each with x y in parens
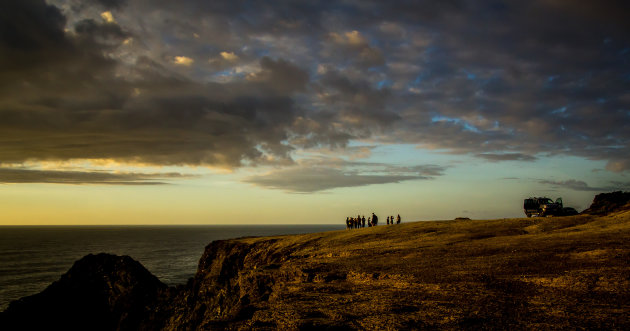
top-left (538, 179), bottom-right (606, 192)
top-left (246, 57), bottom-right (309, 93)
top-left (173, 56), bottom-right (194, 66)
top-left (100, 11), bottom-right (116, 23)
top-left (244, 158), bottom-right (446, 193)
top-left (73, 18), bottom-right (130, 45)
top-left (378, 22), bottom-right (406, 39)
top-left (609, 181), bottom-right (630, 190)
top-left (476, 153), bottom-right (537, 162)
top-left (0, 168), bottom-right (189, 185)
top-left (325, 30), bottom-right (385, 68)
top-left (244, 167), bottom-right (422, 193)
top-left (329, 31), bottom-right (367, 46)
top-left (539, 179), bottom-right (630, 192)
top-left (606, 159), bottom-right (630, 173)
top-left (0, 2), bottom-right (312, 169)
top-left (208, 51), bottom-right (243, 73)
top-left (90, 0), bottom-right (128, 10)
top-left (220, 51), bottom-right (239, 62)
top-left (1, 0), bottom-right (629, 179)
top-left (313, 67), bottom-right (399, 135)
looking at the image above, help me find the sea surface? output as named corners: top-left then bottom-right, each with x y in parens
top-left (0, 224), bottom-right (342, 311)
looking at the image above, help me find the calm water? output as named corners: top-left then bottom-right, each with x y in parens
top-left (0, 225), bottom-right (342, 311)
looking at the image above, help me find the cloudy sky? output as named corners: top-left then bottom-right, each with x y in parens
top-left (1, 0), bottom-right (629, 224)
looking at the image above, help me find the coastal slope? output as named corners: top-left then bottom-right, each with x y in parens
top-left (2, 202), bottom-right (630, 329)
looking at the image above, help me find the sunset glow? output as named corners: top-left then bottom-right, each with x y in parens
top-left (1, 1), bottom-right (629, 224)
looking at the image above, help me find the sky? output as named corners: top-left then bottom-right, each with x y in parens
top-left (1, 0), bottom-right (629, 225)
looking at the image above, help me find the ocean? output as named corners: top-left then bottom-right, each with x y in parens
top-left (0, 224), bottom-right (342, 311)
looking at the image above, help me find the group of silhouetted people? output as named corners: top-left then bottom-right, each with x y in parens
top-left (345, 213), bottom-right (401, 229)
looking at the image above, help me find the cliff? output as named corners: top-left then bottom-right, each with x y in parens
top-left (2, 205), bottom-right (630, 329)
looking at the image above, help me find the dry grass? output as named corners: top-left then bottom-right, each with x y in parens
top-left (230, 213), bottom-right (630, 329)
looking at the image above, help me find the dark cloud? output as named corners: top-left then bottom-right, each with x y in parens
top-left (0, 1), bottom-right (310, 168)
top-left (312, 67), bottom-right (399, 139)
top-left (66, 0), bottom-right (129, 12)
top-left (249, 57), bottom-right (309, 94)
top-left (74, 19), bottom-right (130, 45)
top-left (368, 1), bottom-right (630, 170)
top-left (323, 30), bottom-right (385, 69)
top-left (90, 0), bottom-right (128, 9)
top-left (1, 0), bottom-right (629, 180)
top-left (0, 1), bottom-right (66, 53)
top-left (0, 168), bottom-right (188, 185)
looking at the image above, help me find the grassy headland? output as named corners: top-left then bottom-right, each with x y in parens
top-left (222, 210), bottom-right (630, 329)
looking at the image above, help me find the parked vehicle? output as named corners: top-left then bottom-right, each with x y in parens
top-left (523, 197), bottom-right (575, 217)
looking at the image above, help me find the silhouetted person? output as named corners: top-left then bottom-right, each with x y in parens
top-left (362, 216), bottom-right (366, 228)
top-left (368, 217), bottom-right (372, 227)
top-left (386, 216), bottom-right (390, 225)
top-left (397, 214), bottom-right (401, 224)
top-left (346, 217), bottom-right (350, 229)
top-left (372, 213), bottom-right (378, 226)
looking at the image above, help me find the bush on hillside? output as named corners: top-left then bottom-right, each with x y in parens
top-left (582, 191), bottom-right (630, 215)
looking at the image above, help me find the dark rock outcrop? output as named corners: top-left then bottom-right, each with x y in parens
top-left (582, 191), bottom-right (630, 215)
top-left (0, 240), bottom-right (293, 330)
top-left (0, 253), bottom-right (167, 331)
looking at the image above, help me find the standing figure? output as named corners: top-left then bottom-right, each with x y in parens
top-left (386, 216), bottom-right (390, 225)
top-left (397, 214), bottom-right (401, 224)
top-left (372, 213), bottom-right (378, 226)
top-left (362, 216), bottom-right (366, 228)
top-left (368, 217), bottom-right (372, 227)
